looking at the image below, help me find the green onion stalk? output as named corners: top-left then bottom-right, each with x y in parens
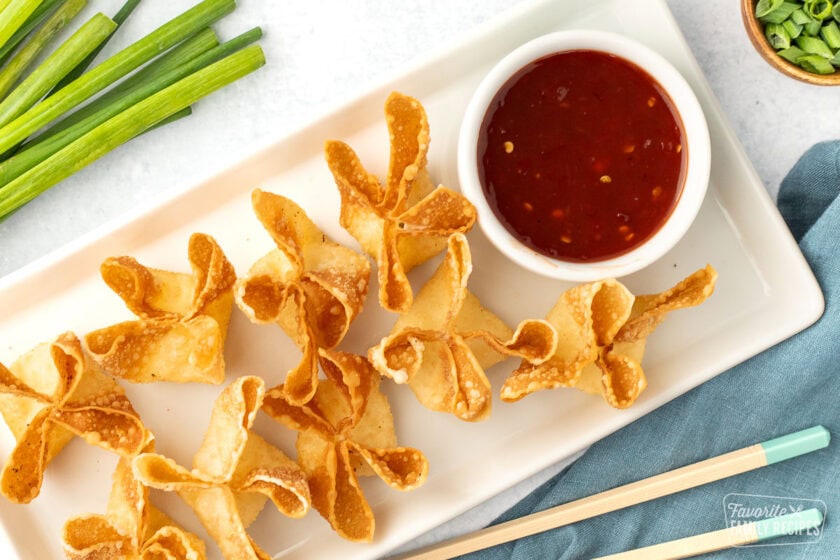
top-left (0, 0), bottom-right (236, 157)
top-left (0, 45), bottom-right (266, 219)
top-left (0, 13), bottom-right (116, 128)
top-left (3, 28), bottom-right (263, 186)
top-left (0, 0), bottom-right (87, 100)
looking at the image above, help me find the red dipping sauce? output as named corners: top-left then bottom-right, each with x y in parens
top-left (478, 50), bottom-right (686, 262)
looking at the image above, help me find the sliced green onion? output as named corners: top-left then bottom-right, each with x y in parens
top-left (834, 2), bottom-right (840, 21)
top-left (0, 14), bottom-right (115, 128)
top-left (783, 18), bottom-right (804, 38)
top-left (759, 1), bottom-right (800, 23)
top-left (0, 0), bottom-right (45, 52)
top-left (0, 45), bottom-right (266, 219)
top-left (791, 7), bottom-right (813, 23)
top-left (831, 50), bottom-right (840, 65)
top-left (796, 34), bottom-right (835, 56)
top-left (798, 52), bottom-right (836, 71)
top-left (805, 0), bottom-right (833, 20)
top-left (0, 0), bottom-right (86, 101)
top-left (50, 0), bottom-right (143, 95)
top-left (766, 22), bottom-right (792, 48)
top-left (0, 0), bottom-right (64, 67)
top-left (34, 27), bottom-right (220, 142)
top-left (778, 45), bottom-right (806, 62)
top-left (0, 0), bottom-right (236, 156)
top-left (820, 19), bottom-right (840, 46)
top-left (805, 18), bottom-right (824, 34)
top-left (756, 0), bottom-right (785, 17)
top-left (5, 28), bottom-right (262, 184)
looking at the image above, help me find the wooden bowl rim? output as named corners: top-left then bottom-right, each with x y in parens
top-left (741, 0), bottom-right (840, 86)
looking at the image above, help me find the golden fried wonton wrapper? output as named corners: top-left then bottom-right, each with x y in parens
top-left (235, 189), bottom-right (371, 406)
top-left (0, 332), bottom-right (147, 504)
top-left (262, 349), bottom-right (429, 542)
top-left (501, 265), bottom-right (718, 408)
top-left (368, 233), bottom-right (558, 422)
top-left (85, 233), bottom-right (236, 385)
top-left (133, 376), bottom-right (310, 560)
top-left (325, 91), bottom-right (477, 312)
top-left (63, 442), bottom-right (207, 560)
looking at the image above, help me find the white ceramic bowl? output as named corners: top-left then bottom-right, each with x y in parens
top-left (458, 30), bottom-right (711, 281)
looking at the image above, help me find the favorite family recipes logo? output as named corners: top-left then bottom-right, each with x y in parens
top-left (723, 493), bottom-right (826, 547)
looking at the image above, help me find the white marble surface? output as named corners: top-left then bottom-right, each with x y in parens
top-left (0, 0), bottom-right (836, 556)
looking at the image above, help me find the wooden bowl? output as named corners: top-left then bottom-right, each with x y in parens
top-left (741, 0), bottom-right (840, 85)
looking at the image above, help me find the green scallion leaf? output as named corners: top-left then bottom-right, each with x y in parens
top-left (34, 27), bottom-right (220, 142)
top-left (760, 1), bottom-right (801, 23)
top-left (0, 13), bottom-right (115, 129)
top-left (804, 0), bottom-right (833, 21)
top-left (820, 19), bottom-right (840, 47)
top-left (783, 18), bottom-right (804, 38)
top-left (6, 28), bottom-right (262, 185)
top-left (792, 7), bottom-right (813, 24)
top-left (0, 0), bottom-right (87, 101)
top-left (0, 0), bottom-right (46, 53)
top-left (805, 19), bottom-right (823, 34)
top-left (757, 0), bottom-right (785, 17)
top-left (49, 0), bottom-right (143, 95)
top-left (778, 45), bottom-right (806, 62)
top-left (796, 34), bottom-right (835, 56)
top-left (0, 44), bottom-right (266, 219)
top-left (109, 27), bottom-right (221, 93)
top-left (145, 105), bottom-right (191, 132)
top-left (0, 0), bottom-right (236, 156)
top-left (766, 22), bottom-right (792, 48)
top-left (0, 0), bottom-right (64, 68)
top-left (798, 52), bottom-right (836, 71)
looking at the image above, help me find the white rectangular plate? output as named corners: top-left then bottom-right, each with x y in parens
top-left (0, 0), bottom-right (824, 558)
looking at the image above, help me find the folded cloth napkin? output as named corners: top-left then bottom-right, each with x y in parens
top-left (462, 142), bottom-right (840, 559)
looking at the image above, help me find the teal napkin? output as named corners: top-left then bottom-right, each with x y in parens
top-left (462, 141), bottom-right (840, 559)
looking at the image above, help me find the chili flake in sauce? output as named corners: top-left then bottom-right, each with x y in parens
top-left (478, 50), bottom-right (686, 262)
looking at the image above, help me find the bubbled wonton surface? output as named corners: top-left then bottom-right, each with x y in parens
top-left (133, 376), bottom-right (310, 560)
top-left (262, 349), bottom-right (429, 542)
top-left (0, 333), bottom-right (147, 504)
top-left (63, 441), bottom-right (207, 560)
top-left (235, 189), bottom-right (371, 405)
top-left (325, 91), bottom-right (477, 312)
top-left (501, 266), bottom-right (718, 408)
top-left (85, 233), bottom-right (236, 385)
top-left (369, 234), bottom-right (557, 422)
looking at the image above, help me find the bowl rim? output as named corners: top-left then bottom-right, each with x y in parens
top-left (457, 29), bottom-right (711, 282)
top-left (740, 0), bottom-right (840, 86)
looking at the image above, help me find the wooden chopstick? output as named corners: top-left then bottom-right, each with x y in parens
top-left (592, 508), bottom-right (823, 559)
top-left (391, 426), bottom-right (829, 560)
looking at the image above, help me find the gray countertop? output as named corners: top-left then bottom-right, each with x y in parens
top-left (0, 0), bottom-right (835, 556)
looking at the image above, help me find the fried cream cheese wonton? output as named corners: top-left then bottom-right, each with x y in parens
top-left (133, 376), bottom-right (310, 560)
top-left (501, 265), bottom-right (718, 408)
top-left (368, 233), bottom-right (558, 422)
top-left (235, 189), bottom-right (371, 406)
top-left (262, 349), bottom-right (429, 542)
top-left (325, 91), bottom-right (477, 312)
top-left (85, 233), bottom-right (236, 385)
top-left (0, 333), bottom-right (147, 504)
top-left (63, 442), bottom-right (206, 560)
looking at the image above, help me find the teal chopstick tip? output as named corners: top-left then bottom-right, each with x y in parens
top-left (761, 426), bottom-right (830, 465)
top-left (755, 508), bottom-right (823, 541)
